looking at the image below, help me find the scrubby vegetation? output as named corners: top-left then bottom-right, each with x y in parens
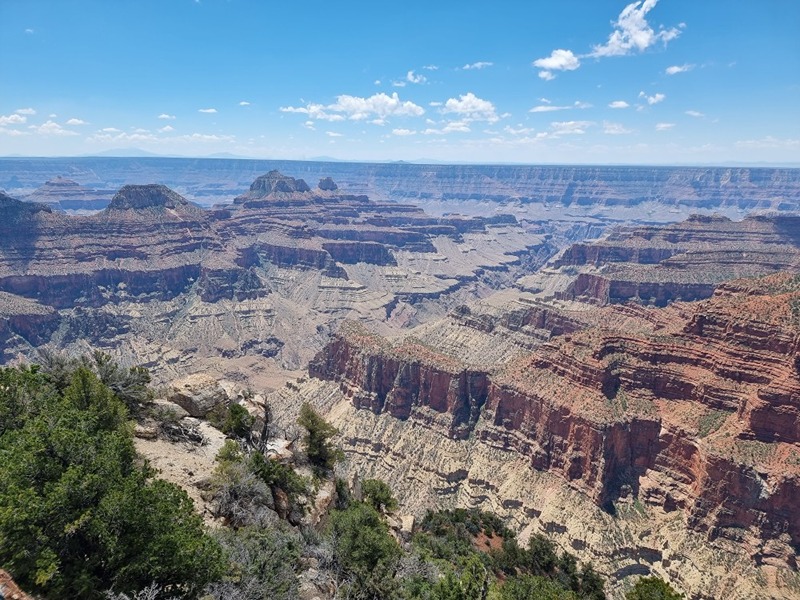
top-left (0, 356), bottom-right (683, 600)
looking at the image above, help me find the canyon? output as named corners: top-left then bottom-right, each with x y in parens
top-left (1, 159), bottom-right (799, 598)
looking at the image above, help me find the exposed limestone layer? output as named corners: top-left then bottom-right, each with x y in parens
top-left (0, 174), bottom-right (553, 382)
top-left (553, 215), bottom-right (800, 306)
top-left (307, 273), bottom-right (800, 597)
top-left (20, 176), bottom-right (115, 211)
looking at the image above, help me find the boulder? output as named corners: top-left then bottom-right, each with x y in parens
top-left (167, 373), bottom-right (229, 417)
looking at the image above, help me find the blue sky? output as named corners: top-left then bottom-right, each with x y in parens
top-left (1, 0), bottom-right (798, 164)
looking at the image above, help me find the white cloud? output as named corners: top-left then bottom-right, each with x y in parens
top-left (25, 28), bottom-right (34, 34)
top-left (423, 121), bottom-right (472, 135)
top-left (442, 92), bottom-right (499, 122)
top-left (198, 108), bottom-right (217, 113)
top-left (639, 91), bottom-right (665, 105)
top-left (158, 125), bottom-right (175, 133)
top-left (374, 79), bottom-right (381, 85)
top-left (539, 98), bottom-right (551, 104)
top-left (429, 101), bottom-right (442, 107)
top-left (735, 136), bottom-right (800, 149)
top-left (303, 121), bottom-right (315, 130)
top-left (48, 114), bottom-right (57, 118)
top-left (462, 61), bottom-right (494, 70)
top-left (392, 128), bottom-right (417, 136)
top-left (239, 101), bottom-right (251, 106)
top-left (15, 108), bottom-right (36, 115)
top-left (423, 65), bottom-right (439, 71)
top-left (685, 110), bottom-right (704, 118)
top-left (158, 114), bottom-right (176, 120)
top-left (504, 125), bottom-right (535, 136)
top-left (655, 122), bottom-right (675, 131)
top-left (603, 121), bottom-right (632, 135)
top-left (406, 70), bottom-right (427, 84)
top-left (533, 49), bottom-right (580, 80)
top-left (0, 128), bottom-right (28, 136)
top-left (0, 114), bottom-right (26, 126)
top-left (31, 120), bottom-right (78, 136)
top-left (392, 80), bottom-right (407, 87)
top-left (281, 92), bottom-right (424, 123)
top-left (326, 131), bottom-right (343, 137)
top-left (529, 100), bottom-right (591, 113)
top-left (65, 118), bottom-right (88, 125)
top-left (101, 127), bottom-right (121, 133)
top-left (666, 63), bottom-right (694, 75)
top-left (550, 120), bottom-right (593, 135)
top-left (609, 100), bottom-right (630, 109)
top-left (590, 0), bottom-right (681, 58)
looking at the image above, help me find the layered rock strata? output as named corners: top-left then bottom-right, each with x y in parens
top-left (307, 273), bottom-right (800, 597)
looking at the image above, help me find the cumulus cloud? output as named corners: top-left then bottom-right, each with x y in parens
top-left (529, 100), bottom-right (591, 113)
top-left (685, 110), bottom-right (704, 118)
top-left (15, 108), bottom-right (36, 115)
top-left (65, 118), bottom-right (88, 125)
top-left (406, 70), bottom-right (427, 84)
top-left (158, 114), bottom-right (176, 120)
top-left (532, 49), bottom-right (580, 80)
top-left (609, 100), bottom-right (630, 109)
top-left (550, 120), bottom-right (593, 135)
top-left (158, 125), bottom-right (175, 133)
top-left (239, 101), bottom-right (251, 106)
top-left (31, 120), bottom-right (78, 136)
top-left (0, 114), bottom-right (26, 126)
top-left (504, 125), bottom-right (535, 136)
top-left (442, 92), bottom-right (499, 122)
top-left (666, 63), bottom-right (694, 75)
top-left (326, 131), bottom-right (343, 137)
top-left (639, 91), bottom-right (665, 105)
top-left (281, 92), bottom-right (424, 123)
top-left (655, 122), bottom-right (675, 131)
top-left (392, 128), bottom-right (417, 136)
top-left (603, 121), bottom-right (632, 135)
top-left (462, 61), bottom-right (494, 70)
top-left (198, 108), bottom-right (217, 113)
top-left (590, 0), bottom-right (681, 58)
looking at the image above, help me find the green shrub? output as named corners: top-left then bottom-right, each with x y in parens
top-left (625, 576), bottom-right (683, 600)
top-left (362, 478), bottom-right (398, 513)
top-left (297, 402), bottom-right (343, 474)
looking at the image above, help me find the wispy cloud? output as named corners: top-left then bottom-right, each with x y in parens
top-left (666, 63), bottom-right (694, 75)
top-left (529, 100), bottom-right (592, 113)
top-left (15, 108), bottom-right (36, 115)
top-left (533, 0), bottom-right (682, 79)
top-left (423, 121), bottom-right (471, 135)
top-left (550, 121), bottom-right (593, 135)
top-left (239, 101), bottom-right (251, 106)
top-left (0, 114), bottom-right (26, 126)
top-left (462, 61), bottom-right (494, 70)
top-left (639, 91), bottom-right (665, 105)
top-left (158, 125), bottom-right (175, 133)
top-left (609, 100), bottom-right (630, 109)
top-left (685, 110), bottom-right (704, 118)
top-left (326, 131), bottom-right (343, 137)
top-left (281, 92), bottom-right (425, 123)
top-left (603, 121), bottom-right (632, 135)
top-left (392, 128), bottom-right (417, 136)
top-left (589, 0), bottom-right (682, 58)
top-left (65, 118), bottom-right (88, 125)
top-left (442, 92), bottom-right (499, 123)
top-left (24, 28), bottom-right (34, 34)
top-left (735, 136), bottom-right (799, 149)
top-left (198, 108), bottom-right (217, 113)
top-left (655, 122), bottom-right (675, 131)
top-left (422, 65), bottom-right (439, 71)
top-left (30, 120), bottom-right (78, 136)
top-left (158, 114), bottom-right (176, 120)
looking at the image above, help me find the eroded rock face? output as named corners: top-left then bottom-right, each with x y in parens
top-left (167, 373), bottom-right (229, 417)
top-left (107, 184), bottom-right (192, 210)
top-left (309, 273), bottom-right (800, 578)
